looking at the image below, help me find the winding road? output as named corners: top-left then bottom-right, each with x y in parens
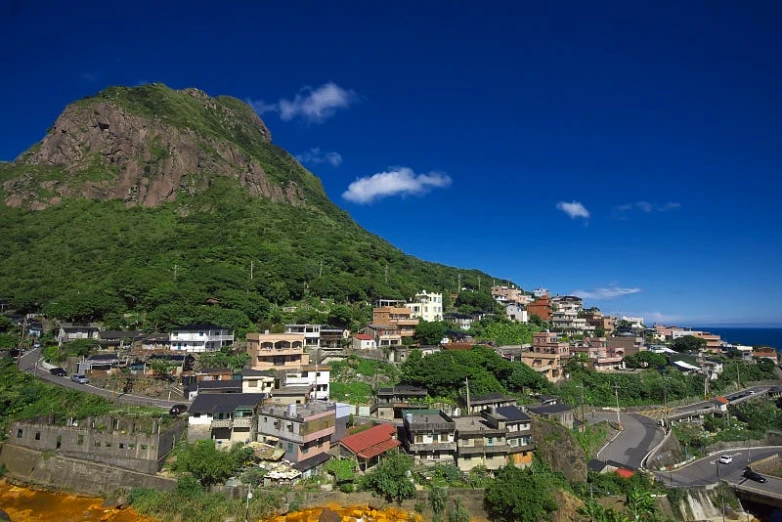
top-left (589, 411), bottom-right (665, 469)
top-left (18, 348), bottom-right (185, 409)
top-left (656, 447), bottom-right (782, 488)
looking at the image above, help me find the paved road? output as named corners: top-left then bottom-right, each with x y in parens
top-left (18, 348), bottom-right (185, 410)
top-left (591, 411), bottom-right (665, 469)
top-left (655, 447), bottom-right (782, 487)
top-left (669, 386), bottom-right (773, 419)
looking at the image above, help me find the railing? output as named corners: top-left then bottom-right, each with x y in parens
top-left (210, 417), bottom-right (253, 429)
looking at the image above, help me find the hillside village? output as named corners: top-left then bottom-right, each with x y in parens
top-left (2, 284), bottom-right (777, 493)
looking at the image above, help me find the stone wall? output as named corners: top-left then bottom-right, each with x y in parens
top-left (0, 444), bottom-right (176, 495)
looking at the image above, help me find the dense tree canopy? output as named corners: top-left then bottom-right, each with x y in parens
top-left (414, 320), bottom-right (448, 345)
top-left (358, 451), bottom-right (415, 503)
top-left (671, 335), bottom-right (707, 353)
top-left (484, 466), bottom-right (558, 522)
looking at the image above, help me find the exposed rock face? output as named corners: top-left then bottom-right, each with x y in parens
top-left (531, 417), bottom-right (588, 482)
top-left (4, 87), bottom-right (306, 210)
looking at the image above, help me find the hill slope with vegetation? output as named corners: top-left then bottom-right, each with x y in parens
top-left (0, 83), bottom-right (502, 331)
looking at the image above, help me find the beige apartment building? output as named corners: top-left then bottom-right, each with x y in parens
top-left (246, 332), bottom-right (309, 371)
top-left (372, 306), bottom-right (419, 337)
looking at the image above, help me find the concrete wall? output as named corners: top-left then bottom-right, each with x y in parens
top-left (0, 444), bottom-right (176, 495)
top-left (10, 416), bottom-right (186, 474)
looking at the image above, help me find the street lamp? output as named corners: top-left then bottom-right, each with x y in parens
top-left (244, 489), bottom-right (253, 522)
top-left (716, 461), bottom-right (726, 522)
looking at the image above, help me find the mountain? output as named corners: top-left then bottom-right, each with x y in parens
top-left (0, 83), bottom-right (504, 331)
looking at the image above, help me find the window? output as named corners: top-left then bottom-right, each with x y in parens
top-left (488, 438), bottom-right (494, 446)
top-left (119, 443), bottom-right (125, 449)
top-left (248, 380), bottom-right (257, 387)
top-left (16, 429), bottom-right (22, 438)
top-left (287, 443), bottom-right (294, 452)
top-left (35, 432), bottom-right (40, 440)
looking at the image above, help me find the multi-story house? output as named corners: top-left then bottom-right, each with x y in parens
top-left (551, 295), bottom-right (583, 313)
top-left (187, 393), bottom-right (265, 445)
top-left (606, 336), bottom-right (645, 357)
top-left (459, 392), bottom-right (518, 416)
top-left (526, 296), bottom-right (552, 322)
top-left (320, 327), bottom-right (348, 350)
top-left (571, 337), bottom-right (623, 372)
top-left (583, 309), bottom-right (615, 335)
top-left (485, 406), bottom-right (534, 467)
top-left (551, 310), bottom-right (594, 335)
top-left (443, 312), bottom-right (476, 331)
top-left (257, 402), bottom-right (336, 476)
top-left (621, 316), bottom-right (645, 329)
top-left (372, 385), bottom-right (429, 420)
top-left (402, 409), bottom-right (457, 465)
top-left (57, 322), bottom-right (101, 345)
top-left (504, 303), bottom-right (528, 323)
top-left (528, 403), bottom-right (575, 430)
top-left (361, 324), bottom-right (402, 347)
top-left (285, 324), bottom-right (322, 349)
top-left (169, 324), bottom-right (234, 353)
top-left (237, 369), bottom-right (276, 395)
top-left (453, 405), bottom-right (535, 471)
top-left (453, 415), bottom-right (508, 471)
top-left (373, 306), bottom-right (419, 338)
top-left (406, 291), bottom-right (443, 322)
top-left (246, 332), bottom-right (308, 371)
top-left (279, 364), bottom-right (330, 400)
top-left (521, 331), bottom-right (570, 382)
top-left (533, 288), bottom-right (550, 298)
top-left (491, 286), bottom-right (530, 306)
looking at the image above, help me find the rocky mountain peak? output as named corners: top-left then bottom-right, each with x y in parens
top-left (2, 83), bottom-right (315, 210)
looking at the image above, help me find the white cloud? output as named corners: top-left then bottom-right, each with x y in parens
top-left (342, 167), bottom-right (451, 204)
top-left (249, 82), bottom-right (358, 123)
top-left (556, 201), bottom-right (590, 220)
top-left (572, 286), bottom-right (642, 300)
top-left (295, 147), bottom-right (343, 167)
top-left (613, 201), bottom-right (681, 219)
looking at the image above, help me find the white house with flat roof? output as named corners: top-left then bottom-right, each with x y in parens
top-left (406, 291), bottom-right (443, 322)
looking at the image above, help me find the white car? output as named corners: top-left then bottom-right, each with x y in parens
top-left (719, 455), bottom-right (733, 464)
top-left (70, 374), bottom-right (89, 384)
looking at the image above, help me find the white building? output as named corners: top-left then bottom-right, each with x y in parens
top-left (170, 324), bottom-right (234, 353)
top-left (406, 291), bottom-right (443, 322)
top-left (352, 334), bottom-right (377, 350)
top-left (281, 364), bottom-right (330, 400)
top-left (533, 288), bottom-right (550, 298)
top-left (504, 304), bottom-right (528, 323)
top-left (285, 324), bottom-right (322, 348)
top-left (621, 316), bottom-right (645, 329)
top-left (551, 295), bottom-right (583, 313)
top-left (551, 310), bottom-right (594, 334)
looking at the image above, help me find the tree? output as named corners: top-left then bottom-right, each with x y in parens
top-left (170, 440), bottom-right (252, 486)
top-left (447, 497), bottom-right (471, 522)
top-left (429, 486), bottom-right (447, 522)
top-left (595, 327), bottom-right (606, 338)
top-left (624, 351), bottom-right (667, 369)
top-left (529, 314), bottom-right (547, 328)
top-left (671, 335), bottom-right (707, 353)
top-left (414, 320), bottom-right (447, 345)
top-left (146, 359), bottom-right (176, 382)
top-left (327, 304), bottom-right (354, 328)
top-left (484, 465), bottom-right (558, 522)
top-left (358, 451), bottom-right (415, 503)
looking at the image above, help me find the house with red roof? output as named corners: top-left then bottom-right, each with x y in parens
top-left (352, 333), bottom-right (377, 350)
top-left (338, 423), bottom-right (400, 471)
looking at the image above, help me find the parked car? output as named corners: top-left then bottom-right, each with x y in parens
top-left (743, 468), bottom-right (767, 483)
top-left (719, 455), bottom-right (733, 464)
top-left (49, 367), bottom-right (67, 377)
top-left (70, 374), bottom-right (89, 384)
top-left (169, 404), bottom-right (188, 416)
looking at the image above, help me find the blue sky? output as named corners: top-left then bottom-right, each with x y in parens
top-left (2, 1), bottom-right (781, 326)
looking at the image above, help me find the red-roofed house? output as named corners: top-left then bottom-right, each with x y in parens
top-left (338, 423), bottom-right (400, 471)
top-left (352, 334), bottom-right (377, 350)
top-left (615, 468), bottom-right (635, 479)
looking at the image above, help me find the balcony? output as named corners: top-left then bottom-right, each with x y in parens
top-left (406, 441), bottom-right (457, 452)
top-left (210, 417), bottom-right (253, 429)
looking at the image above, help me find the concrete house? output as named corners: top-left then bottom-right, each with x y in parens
top-left (402, 409), bottom-right (457, 465)
top-left (527, 403), bottom-right (575, 430)
top-left (257, 402), bottom-right (336, 476)
top-left (372, 385), bottom-right (429, 420)
top-left (187, 393), bottom-right (266, 445)
top-left (285, 324), bottom-right (322, 349)
top-left (57, 323), bottom-right (100, 345)
top-left (246, 332), bottom-right (308, 371)
top-left (405, 291), bottom-right (443, 322)
top-left (352, 333), bottom-right (377, 350)
top-left (169, 324), bottom-right (234, 353)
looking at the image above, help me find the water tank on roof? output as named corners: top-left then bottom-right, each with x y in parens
top-left (287, 403), bottom-right (297, 417)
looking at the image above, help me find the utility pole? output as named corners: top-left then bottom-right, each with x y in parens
top-left (319, 260), bottom-right (323, 278)
top-left (613, 383), bottom-right (622, 428)
top-left (173, 264), bottom-right (178, 281)
top-left (457, 274), bottom-right (461, 291)
top-left (465, 377), bottom-right (471, 413)
top-left (250, 260), bottom-right (254, 281)
top-left (577, 384), bottom-right (586, 421)
top-left (736, 361), bottom-right (741, 390)
top-left (384, 263), bottom-right (389, 284)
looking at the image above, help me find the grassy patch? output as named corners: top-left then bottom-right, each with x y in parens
top-left (573, 421), bottom-right (610, 459)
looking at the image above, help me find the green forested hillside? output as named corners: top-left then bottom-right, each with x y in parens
top-left (0, 84), bottom-right (499, 331)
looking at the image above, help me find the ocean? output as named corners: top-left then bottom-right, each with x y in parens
top-left (692, 327), bottom-right (782, 350)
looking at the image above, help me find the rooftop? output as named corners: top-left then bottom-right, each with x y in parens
top-left (190, 393), bottom-right (266, 415)
top-left (528, 404), bottom-right (574, 415)
top-left (468, 392), bottom-right (517, 405)
top-left (259, 401), bottom-right (336, 420)
top-left (493, 405), bottom-right (531, 423)
top-left (340, 424), bottom-right (400, 460)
